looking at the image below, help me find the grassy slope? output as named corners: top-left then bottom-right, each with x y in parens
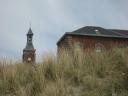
top-left (0, 48), bottom-right (128, 96)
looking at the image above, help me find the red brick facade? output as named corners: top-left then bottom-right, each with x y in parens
top-left (23, 50), bottom-right (36, 63)
top-left (57, 26), bottom-right (128, 54)
top-left (57, 35), bottom-right (128, 53)
top-left (72, 35), bottom-right (128, 49)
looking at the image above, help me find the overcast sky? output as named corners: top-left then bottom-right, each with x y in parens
top-left (0, 0), bottom-right (128, 60)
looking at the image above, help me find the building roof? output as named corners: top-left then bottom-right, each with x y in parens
top-left (24, 28), bottom-right (35, 51)
top-left (24, 43), bottom-right (35, 51)
top-left (27, 27), bottom-right (33, 35)
top-left (71, 26), bottom-right (128, 38)
top-left (57, 26), bottom-right (128, 45)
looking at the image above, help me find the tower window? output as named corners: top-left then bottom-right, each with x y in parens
top-left (95, 43), bottom-right (105, 52)
top-left (28, 37), bottom-right (32, 41)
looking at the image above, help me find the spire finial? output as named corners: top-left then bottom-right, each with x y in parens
top-left (27, 26), bottom-right (33, 35)
top-left (29, 22), bottom-right (31, 28)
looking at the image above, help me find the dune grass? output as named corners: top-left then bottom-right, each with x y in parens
top-left (0, 48), bottom-right (128, 96)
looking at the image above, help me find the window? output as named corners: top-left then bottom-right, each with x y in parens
top-left (95, 29), bottom-right (99, 32)
top-left (74, 42), bottom-right (83, 51)
top-left (28, 38), bottom-right (32, 41)
top-left (95, 43), bottom-right (105, 52)
top-left (94, 29), bottom-right (100, 35)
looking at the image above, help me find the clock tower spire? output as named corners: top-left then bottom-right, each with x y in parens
top-left (23, 27), bottom-right (36, 63)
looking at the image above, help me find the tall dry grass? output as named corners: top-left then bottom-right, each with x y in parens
top-left (0, 48), bottom-right (128, 96)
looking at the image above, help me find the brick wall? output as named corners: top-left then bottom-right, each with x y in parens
top-left (57, 35), bottom-right (128, 53)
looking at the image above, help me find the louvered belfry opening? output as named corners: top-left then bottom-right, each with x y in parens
top-left (23, 27), bottom-right (36, 64)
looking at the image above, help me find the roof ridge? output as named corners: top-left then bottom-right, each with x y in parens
top-left (109, 29), bottom-right (128, 31)
top-left (109, 30), bottom-right (127, 37)
top-left (57, 26), bottom-right (128, 45)
top-left (72, 26), bottom-right (104, 33)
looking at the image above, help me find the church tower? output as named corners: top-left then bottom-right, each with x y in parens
top-left (23, 27), bottom-right (36, 63)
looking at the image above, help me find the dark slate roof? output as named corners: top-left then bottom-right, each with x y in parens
top-left (24, 28), bottom-right (35, 51)
top-left (57, 26), bottom-right (128, 45)
top-left (71, 26), bottom-right (128, 38)
top-left (27, 27), bottom-right (33, 35)
top-left (24, 43), bottom-right (35, 51)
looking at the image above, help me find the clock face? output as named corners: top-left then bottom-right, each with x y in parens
top-left (28, 57), bottom-right (32, 61)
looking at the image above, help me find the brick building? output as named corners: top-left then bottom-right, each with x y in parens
top-left (57, 26), bottom-right (128, 53)
top-left (23, 27), bottom-right (36, 63)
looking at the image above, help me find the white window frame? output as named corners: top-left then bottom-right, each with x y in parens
top-left (95, 43), bottom-right (105, 52)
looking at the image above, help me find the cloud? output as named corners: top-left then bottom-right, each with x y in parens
top-left (0, 0), bottom-right (128, 60)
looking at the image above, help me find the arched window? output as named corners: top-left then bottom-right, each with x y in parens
top-left (95, 43), bottom-right (105, 52)
top-left (74, 42), bottom-right (83, 51)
